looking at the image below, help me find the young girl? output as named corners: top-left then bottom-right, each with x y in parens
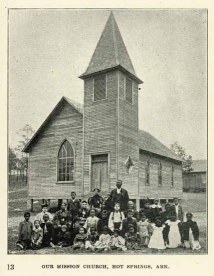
top-left (137, 213), bottom-right (152, 247)
top-left (31, 220), bottom-right (43, 250)
top-left (148, 217), bottom-right (165, 250)
top-left (84, 209), bottom-right (99, 234)
top-left (165, 212), bottom-right (182, 248)
top-left (109, 229), bottom-right (127, 251)
top-left (124, 225), bottom-right (141, 250)
top-left (96, 226), bottom-right (111, 252)
top-left (72, 227), bottom-right (87, 250)
top-left (85, 227), bottom-right (99, 251)
top-left (108, 203), bottom-right (125, 232)
top-left (182, 213), bottom-right (201, 251)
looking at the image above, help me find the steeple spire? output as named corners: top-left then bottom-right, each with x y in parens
top-left (80, 12), bottom-right (142, 83)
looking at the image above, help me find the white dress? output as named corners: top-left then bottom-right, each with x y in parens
top-left (148, 225), bottom-right (165, 249)
top-left (166, 220), bottom-right (181, 248)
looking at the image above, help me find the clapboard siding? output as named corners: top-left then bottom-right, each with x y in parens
top-left (28, 100), bottom-right (83, 199)
top-left (118, 71), bottom-right (139, 195)
top-left (83, 71), bottom-right (118, 194)
top-left (139, 151), bottom-right (183, 198)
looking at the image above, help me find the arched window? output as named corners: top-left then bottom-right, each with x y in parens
top-left (58, 140), bottom-right (74, 182)
top-left (145, 161), bottom-right (150, 185)
top-left (158, 162), bottom-right (162, 186)
top-left (171, 166), bottom-right (174, 187)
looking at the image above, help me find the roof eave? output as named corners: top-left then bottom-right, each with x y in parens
top-left (79, 65), bottom-right (143, 84)
top-left (139, 148), bottom-right (183, 163)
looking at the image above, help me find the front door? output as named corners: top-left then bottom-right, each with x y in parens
top-left (91, 154), bottom-right (108, 192)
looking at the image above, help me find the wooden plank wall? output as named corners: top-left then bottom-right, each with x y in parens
top-left (183, 172), bottom-right (206, 190)
top-left (118, 71), bottom-right (139, 196)
top-left (139, 151), bottom-right (183, 199)
top-left (28, 100), bottom-right (83, 199)
top-left (83, 71), bottom-right (118, 194)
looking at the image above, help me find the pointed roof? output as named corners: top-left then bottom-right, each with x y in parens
top-left (80, 12), bottom-right (142, 84)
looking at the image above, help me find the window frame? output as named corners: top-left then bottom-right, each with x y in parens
top-left (57, 140), bottom-right (75, 184)
top-left (145, 160), bottom-right (150, 186)
top-left (125, 76), bottom-right (133, 104)
top-left (93, 74), bottom-right (107, 102)
top-left (171, 166), bottom-right (174, 188)
top-left (158, 162), bottom-right (162, 187)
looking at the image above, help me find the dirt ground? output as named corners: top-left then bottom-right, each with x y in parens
top-left (8, 185), bottom-right (207, 255)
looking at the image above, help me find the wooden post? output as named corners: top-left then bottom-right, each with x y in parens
top-left (58, 199), bottom-right (62, 210)
top-left (27, 199), bottom-right (34, 212)
top-left (136, 198), bottom-right (140, 211)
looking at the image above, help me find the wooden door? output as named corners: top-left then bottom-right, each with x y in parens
top-left (91, 154), bottom-right (108, 192)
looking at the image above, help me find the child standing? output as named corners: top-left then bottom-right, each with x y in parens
top-left (72, 227), bottom-right (87, 250)
top-left (137, 213), bottom-right (152, 246)
top-left (40, 214), bottom-right (55, 248)
top-left (165, 212), bottom-right (182, 248)
top-left (16, 212), bottom-right (33, 250)
top-left (109, 229), bottom-right (127, 251)
top-left (124, 225), bottom-right (141, 250)
top-left (182, 213), bottom-right (201, 251)
top-left (108, 203), bottom-right (125, 233)
top-left (85, 227), bottom-right (99, 251)
top-left (31, 219), bottom-right (43, 250)
top-left (148, 217), bottom-right (165, 250)
top-left (84, 209), bottom-right (99, 234)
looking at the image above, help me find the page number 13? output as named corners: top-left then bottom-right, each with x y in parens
top-left (7, 264), bottom-right (14, 270)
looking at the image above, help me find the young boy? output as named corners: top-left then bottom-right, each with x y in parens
top-left (16, 212), bottom-right (33, 250)
top-left (139, 199), bottom-right (153, 222)
top-left (124, 201), bottom-right (139, 220)
top-left (182, 213), bottom-right (201, 250)
top-left (121, 209), bottom-right (137, 236)
top-left (124, 224), bottom-right (141, 250)
top-left (85, 227), bottom-right (99, 251)
top-left (40, 214), bottom-right (55, 247)
top-left (35, 203), bottom-right (53, 224)
top-left (67, 191), bottom-right (81, 219)
top-left (108, 203), bottom-right (125, 233)
top-left (31, 219), bottom-right (43, 250)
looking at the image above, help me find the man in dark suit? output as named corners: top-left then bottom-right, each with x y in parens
top-left (109, 180), bottom-right (129, 211)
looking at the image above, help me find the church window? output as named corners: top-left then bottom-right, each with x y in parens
top-left (145, 161), bottom-right (150, 185)
top-left (93, 74), bottom-right (107, 101)
top-left (171, 166), bottom-right (174, 187)
top-left (158, 162), bottom-right (162, 186)
top-left (58, 140), bottom-right (74, 182)
top-left (125, 77), bottom-right (133, 104)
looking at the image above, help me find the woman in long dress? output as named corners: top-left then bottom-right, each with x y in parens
top-left (148, 218), bottom-right (165, 250)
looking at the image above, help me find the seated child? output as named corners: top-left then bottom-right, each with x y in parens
top-left (84, 208), bottom-right (99, 234)
top-left (16, 212), bottom-right (33, 250)
top-left (96, 226), bottom-right (111, 252)
top-left (148, 217), bottom-right (165, 250)
top-left (165, 212), bottom-right (182, 248)
top-left (182, 213), bottom-right (201, 251)
top-left (40, 214), bottom-right (55, 247)
top-left (35, 203), bottom-right (53, 224)
top-left (97, 209), bottom-right (110, 234)
top-left (56, 225), bottom-right (72, 247)
top-left (108, 203), bottom-right (125, 233)
top-left (137, 213), bottom-right (152, 246)
top-left (122, 209), bottom-right (137, 236)
top-left (124, 224), bottom-right (141, 250)
top-left (109, 229), bottom-right (127, 251)
top-left (85, 227), bottom-right (99, 251)
top-left (31, 219), bottom-right (43, 250)
top-left (72, 227), bottom-right (87, 250)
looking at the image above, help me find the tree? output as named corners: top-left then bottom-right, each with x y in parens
top-left (170, 142), bottom-right (193, 173)
top-left (8, 147), bottom-right (17, 177)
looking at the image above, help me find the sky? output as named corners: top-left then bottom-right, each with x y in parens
top-left (9, 9), bottom-right (207, 159)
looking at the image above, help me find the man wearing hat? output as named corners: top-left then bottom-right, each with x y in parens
top-left (88, 188), bottom-right (104, 213)
top-left (109, 180), bottom-right (129, 211)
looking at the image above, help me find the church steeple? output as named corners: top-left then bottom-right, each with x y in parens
top-left (80, 12), bottom-right (142, 84)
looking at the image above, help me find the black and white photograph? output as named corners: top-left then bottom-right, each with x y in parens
top-left (8, 8), bottom-right (207, 255)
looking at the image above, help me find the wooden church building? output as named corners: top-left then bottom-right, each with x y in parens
top-left (23, 12), bottom-right (183, 210)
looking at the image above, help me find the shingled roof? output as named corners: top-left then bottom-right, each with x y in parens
top-left (80, 12), bottom-right (142, 84)
top-left (138, 129), bottom-right (183, 162)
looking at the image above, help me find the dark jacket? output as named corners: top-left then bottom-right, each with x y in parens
top-left (18, 220), bottom-right (33, 241)
top-left (88, 195), bottom-right (104, 208)
top-left (181, 221), bottom-right (199, 241)
top-left (122, 217), bottom-right (137, 236)
top-left (109, 188), bottom-right (129, 211)
top-left (40, 221), bottom-right (54, 245)
top-left (67, 199), bottom-right (81, 217)
top-left (97, 217), bottom-right (109, 234)
top-left (171, 205), bottom-right (184, 222)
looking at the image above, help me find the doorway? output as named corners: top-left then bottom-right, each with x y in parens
top-left (91, 154), bottom-right (109, 192)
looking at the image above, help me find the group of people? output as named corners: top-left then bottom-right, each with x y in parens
top-left (16, 180), bottom-right (201, 252)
